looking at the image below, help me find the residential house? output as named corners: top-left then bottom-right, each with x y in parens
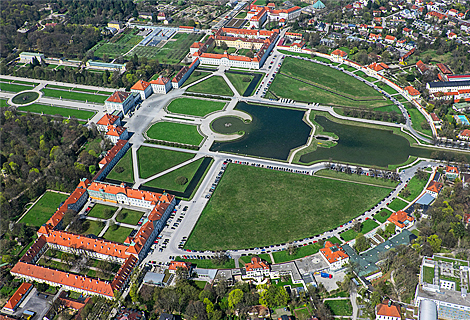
top-left (445, 166), bottom-right (459, 180)
top-left (367, 62), bottom-right (389, 76)
top-left (168, 261), bottom-right (192, 274)
top-left (430, 113), bottom-right (442, 128)
top-left (458, 129), bottom-right (470, 141)
top-left (105, 125), bottom-right (129, 144)
top-left (131, 80), bottom-right (152, 100)
top-left (105, 91), bottom-right (137, 115)
top-left (150, 76), bottom-right (172, 94)
top-left (376, 300), bottom-right (401, 320)
top-left (244, 256), bottom-right (270, 278)
top-left (426, 180), bottom-right (443, 197)
top-left (403, 86), bottom-right (420, 99)
top-left (96, 113), bottom-right (121, 132)
top-left (330, 49), bottom-right (348, 62)
top-left (319, 241), bottom-right (349, 271)
top-left (387, 210), bottom-right (415, 231)
top-left (416, 60), bottom-right (429, 74)
top-left (138, 12), bottom-right (153, 20)
top-left (384, 35), bottom-right (396, 44)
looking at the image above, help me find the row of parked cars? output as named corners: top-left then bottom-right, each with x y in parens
top-left (205, 161), bottom-right (229, 198)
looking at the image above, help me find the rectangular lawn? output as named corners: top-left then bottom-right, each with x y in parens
top-left (88, 204), bottom-right (117, 219)
top-left (186, 76), bottom-right (234, 97)
top-left (19, 191), bottom-right (69, 226)
top-left (340, 220), bottom-right (379, 241)
top-left (273, 243), bottom-right (322, 263)
top-left (41, 88), bottom-right (107, 103)
top-left (400, 173), bottom-right (430, 202)
top-left (225, 73), bottom-right (258, 96)
top-left (18, 104), bottom-right (95, 120)
top-left (0, 83), bottom-right (35, 92)
top-left (144, 158), bottom-right (204, 192)
top-left (324, 300), bottom-right (352, 316)
top-left (107, 150), bottom-right (134, 183)
top-left (146, 121), bottom-right (204, 146)
top-left (80, 220), bottom-right (105, 236)
top-left (116, 209), bottom-right (144, 225)
top-left (166, 97), bottom-right (225, 117)
top-left (103, 226), bottom-right (133, 243)
top-left (373, 209), bottom-right (392, 223)
top-left (388, 198), bottom-right (408, 212)
top-left (137, 146), bottom-right (195, 179)
top-left (185, 164), bottom-right (392, 250)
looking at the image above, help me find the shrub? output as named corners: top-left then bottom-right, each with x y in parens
top-left (115, 166), bottom-right (125, 173)
top-left (175, 176), bottom-right (188, 185)
top-left (242, 77), bottom-right (251, 82)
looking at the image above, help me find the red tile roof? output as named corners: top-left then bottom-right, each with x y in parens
top-left (131, 80), bottom-right (150, 91)
top-left (427, 180), bottom-right (443, 194)
top-left (45, 187), bottom-right (88, 228)
top-left (446, 166), bottom-right (459, 174)
top-left (376, 300), bottom-right (401, 317)
top-left (10, 262), bottom-right (115, 297)
top-left (460, 129), bottom-right (470, 137)
top-left (331, 49), bottom-right (348, 57)
top-left (169, 261), bottom-right (192, 271)
top-left (150, 76), bottom-right (170, 85)
top-left (99, 140), bottom-right (128, 167)
top-left (320, 241), bottom-right (349, 263)
top-left (107, 91), bottom-right (131, 103)
top-left (4, 283), bottom-right (32, 311)
top-left (430, 113), bottom-right (440, 121)
top-left (404, 86), bottom-right (420, 96)
top-left (111, 256), bottom-right (138, 292)
top-left (105, 125), bottom-right (127, 137)
top-left (369, 62), bottom-right (389, 72)
top-left (20, 235), bottom-right (47, 263)
top-left (245, 256), bottom-right (269, 271)
top-left (97, 114), bottom-right (120, 126)
top-left (387, 210), bottom-right (414, 229)
top-left (436, 63), bottom-right (452, 75)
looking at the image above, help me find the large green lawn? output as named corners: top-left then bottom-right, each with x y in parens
top-left (182, 71), bottom-right (211, 87)
top-left (0, 82), bottom-right (35, 92)
top-left (80, 220), bottom-right (105, 236)
top-left (339, 219), bottom-right (379, 241)
top-left (186, 76), bottom-right (234, 96)
top-left (103, 226), bottom-right (133, 243)
top-left (19, 191), bottom-right (69, 226)
top-left (185, 164), bottom-right (392, 250)
top-left (116, 209), bottom-right (144, 225)
top-left (315, 170), bottom-right (399, 188)
top-left (270, 74), bottom-right (389, 108)
top-left (405, 105), bottom-right (433, 137)
top-left (400, 173), bottom-right (430, 202)
top-left (144, 157), bottom-right (204, 192)
top-left (87, 204), bottom-right (117, 219)
top-left (166, 97), bottom-right (225, 117)
top-left (324, 300), bottom-right (352, 316)
top-left (137, 146), bottom-right (195, 179)
top-left (18, 104), bottom-right (95, 119)
top-left (0, 99), bottom-right (9, 107)
top-left (388, 198), bottom-right (408, 212)
top-left (146, 121), bottom-right (204, 146)
top-left (41, 88), bottom-right (107, 103)
top-left (373, 209), bottom-right (392, 223)
top-left (225, 73), bottom-right (257, 95)
top-left (107, 150), bottom-right (134, 183)
top-left (273, 243), bottom-right (322, 263)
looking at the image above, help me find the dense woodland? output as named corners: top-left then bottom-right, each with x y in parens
top-left (0, 111), bottom-right (111, 234)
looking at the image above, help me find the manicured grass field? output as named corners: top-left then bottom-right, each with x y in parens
top-left (0, 99), bottom-right (9, 107)
top-left (374, 104), bottom-right (401, 113)
top-left (11, 91), bottom-right (39, 104)
top-left (146, 33), bottom-right (203, 64)
top-left (0, 82), bottom-right (35, 92)
top-left (19, 191), bottom-right (69, 226)
top-left (423, 266), bottom-right (435, 284)
top-left (376, 82), bottom-right (398, 94)
top-left (107, 150), bottom-right (134, 183)
top-left (277, 49), bottom-right (312, 58)
top-left (272, 243), bottom-right (322, 263)
top-left (166, 97), bottom-right (225, 117)
top-left (388, 198), bottom-right (408, 212)
top-left (144, 158), bottom-right (204, 192)
top-left (17, 104), bottom-right (95, 120)
top-left (270, 73), bottom-right (389, 108)
top-left (103, 226), bottom-right (133, 243)
top-left (400, 173), bottom-right (430, 202)
top-left (93, 34), bottom-right (143, 59)
top-left (324, 300), bottom-right (352, 316)
top-left (278, 57), bottom-right (381, 97)
top-left (183, 71), bottom-right (210, 87)
top-left (81, 220), bottom-right (105, 236)
top-left (240, 254), bottom-right (272, 264)
top-left (185, 164), bottom-right (392, 250)
top-left (340, 219), bottom-right (379, 241)
top-left (137, 146), bottom-right (195, 179)
top-left (315, 170), bottom-right (399, 188)
top-left (186, 76), bottom-right (234, 96)
top-left (373, 209), bottom-right (392, 223)
top-left (87, 204), bottom-right (117, 219)
top-left (41, 88), bottom-right (107, 103)
top-left (146, 121), bottom-right (204, 146)
top-left (175, 257), bottom-right (236, 269)
top-left (225, 73), bottom-right (257, 95)
top-left (405, 105), bottom-right (433, 137)
top-left (116, 209), bottom-right (144, 225)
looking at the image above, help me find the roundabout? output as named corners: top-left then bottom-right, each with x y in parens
top-left (9, 90), bottom-right (40, 106)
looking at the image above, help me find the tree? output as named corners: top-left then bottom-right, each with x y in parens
top-left (259, 285), bottom-right (288, 308)
top-left (354, 233), bottom-right (370, 252)
top-left (427, 234), bottom-right (442, 253)
top-left (228, 288), bottom-right (244, 309)
top-left (385, 223), bottom-right (396, 235)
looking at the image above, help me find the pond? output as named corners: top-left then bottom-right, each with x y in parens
top-left (210, 102), bottom-right (311, 160)
top-left (299, 116), bottom-right (433, 167)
